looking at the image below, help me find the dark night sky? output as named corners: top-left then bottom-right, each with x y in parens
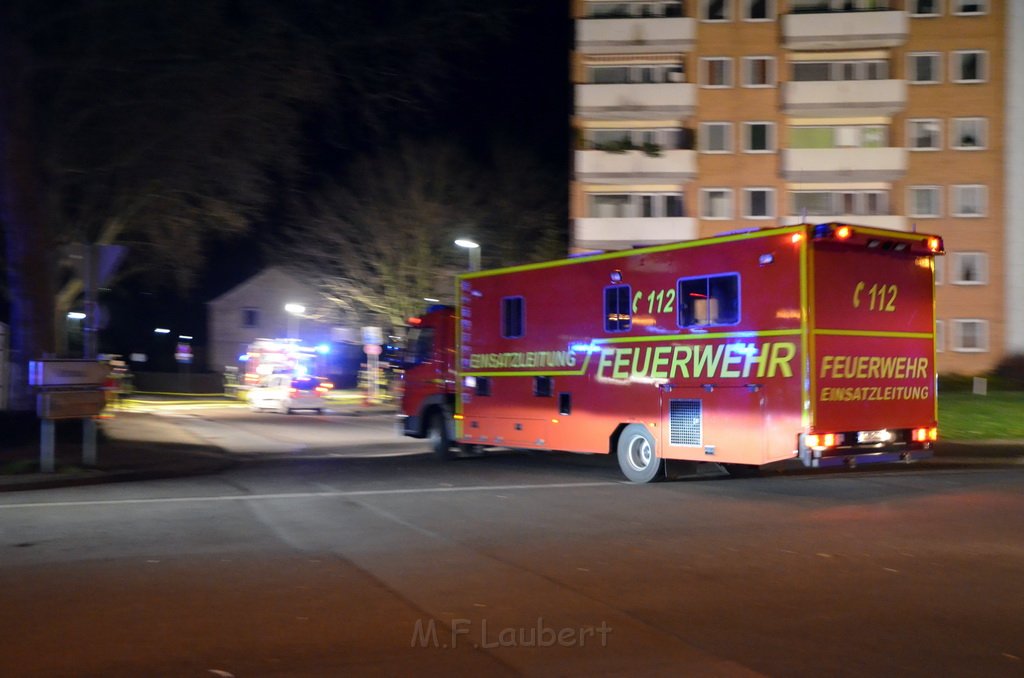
top-left (98, 1), bottom-right (571, 366)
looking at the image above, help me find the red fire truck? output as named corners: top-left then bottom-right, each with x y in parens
top-left (399, 223), bottom-right (944, 482)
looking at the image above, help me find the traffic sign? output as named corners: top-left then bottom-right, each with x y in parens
top-left (29, 360), bottom-right (107, 387)
top-left (37, 390), bottom-right (107, 419)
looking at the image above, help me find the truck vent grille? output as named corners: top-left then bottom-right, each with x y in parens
top-left (669, 399), bottom-right (702, 446)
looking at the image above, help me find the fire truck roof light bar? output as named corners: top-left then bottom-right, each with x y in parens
top-left (812, 223), bottom-right (945, 255)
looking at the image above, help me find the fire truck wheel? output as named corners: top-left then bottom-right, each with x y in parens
top-left (617, 424), bottom-right (663, 483)
top-left (428, 410), bottom-right (454, 459)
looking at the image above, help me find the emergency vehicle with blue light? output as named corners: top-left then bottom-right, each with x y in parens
top-left (399, 223), bottom-right (944, 482)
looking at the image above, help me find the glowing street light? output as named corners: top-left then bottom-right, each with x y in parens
top-left (154, 327), bottom-right (171, 334)
top-left (285, 303), bottom-right (306, 339)
top-left (67, 311), bottom-right (86, 320)
top-left (454, 239), bottom-right (481, 271)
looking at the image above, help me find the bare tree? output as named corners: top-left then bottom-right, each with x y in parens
top-left (1, 0), bottom-right (515, 408)
top-left (281, 141), bottom-right (477, 330)
top-left (277, 137), bottom-right (566, 331)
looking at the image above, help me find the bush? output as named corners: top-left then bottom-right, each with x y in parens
top-left (993, 354), bottom-right (1024, 390)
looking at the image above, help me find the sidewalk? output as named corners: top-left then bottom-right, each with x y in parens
top-left (1, 408), bottom-right (1021, 493)
top-left (0, 412), bottom-right (236, 492)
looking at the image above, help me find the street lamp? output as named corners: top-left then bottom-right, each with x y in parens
top-left (454, 239), bottom-right (481, 271)
top-left (284, 303), bottom-right (305, 339)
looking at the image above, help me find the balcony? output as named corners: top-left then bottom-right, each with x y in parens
top-left (575, 149), bottom-right (697, 184)
top-left (783, 10), bottom-right (908, 50)
top-left (575, 83), bottom-right (697, 120)
top-left (781, 79), bottom-right (906, 117)
top-left (781, 147), bottom-right (907, 182)
top-left (780, 214), bottom-right (909, 231)
top-left (574, 217), bottom-right (699, 250)
top-left (576, 17), bottom-right (697, 55)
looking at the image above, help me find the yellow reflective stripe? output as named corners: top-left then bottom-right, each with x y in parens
top-left (464, 352), bottom-right (594, 378)
top-left (801, 230), bottom-right (812, 428)
top-left (458, 226), bottom-right (805, 280)
top-left (597, 329), bottom-right (800, 345)
top-left (814, 329), bottom-right (934, 339)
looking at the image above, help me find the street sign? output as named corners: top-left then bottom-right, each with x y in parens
top-left (29, 360), bottom-right (107, 387)
top-left (362, 326), bottom-right (383, 345)
top-left (37, 390), bottom-right (107, 419)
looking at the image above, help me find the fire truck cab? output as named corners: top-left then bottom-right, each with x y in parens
top-left (399, 223), bottom-right (944, 482)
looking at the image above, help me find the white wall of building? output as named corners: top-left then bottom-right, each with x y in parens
top-left (206, 268), bottom-right (335, 373)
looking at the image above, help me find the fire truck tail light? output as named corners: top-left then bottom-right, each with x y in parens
top-left (927, 237), bottom-right (943, 253)
top-left (806, 433), bottom-right (844, 449)
top-left (835, 226), bottom-right (852, 240)
top-left (791, 233), bottom-right (803, 244)
top-left (912, 427), bottom-right (938, 442)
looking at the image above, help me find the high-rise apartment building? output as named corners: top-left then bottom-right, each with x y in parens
top-left (571, 0), bottom-right (1024, 375)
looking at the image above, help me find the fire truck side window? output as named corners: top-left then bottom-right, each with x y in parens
top-left (403, 327), bottom-right (434, 366)
top-left (604, 285), bottom-right (632, 332)
top-left (678, 273), bottom-right (740, 327)
top-left (502, 296), bottom-right (525, 338)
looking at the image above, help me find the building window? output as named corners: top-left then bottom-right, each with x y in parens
top-left (702, 0), bottom-right (731, 21)
top-left (908, 53), bottom-right (941, 84)
top-left (241, 308), bottom-right (260, 328)
top-left (699, 122), bottom-right (733, 153)
top-left (952, 118), bottom-right (987, 149)
top-left (791, 59), bottom-right (888, 82)
top-left (588, 64), bottom-right (685, 85)
top-left (951, 252), bottom-right (987, 285)
top-left (678, 274), bottom-right (740, 327)
top-left (789, 125), bottom-right (887, 149)
top-left (665, 194), bottom-right (685, 217)
top-left (742, 0), bottom-right (772, 20)
top-left (701, 58), bottom-right (733, 87)
top-left (588, 192), bottom-right (686, 219)
top-left (911, 0), bottom-right (941, 16)
top-left (743, 188), bottom-right (774, 219)
top-left (588, 127), bottom-right (693, 151)
top-left (501, 296), bottom-right (525, 339)
top-left (935, 257), bottom-right (944, 285)
top-left (908, 119), bottom-right (941, 150)
top-left (790, 191), bottom-right (888, 216)
top-left (587, 2), bottom-right (687, 18)
top-left (935, 320), bottom-right (944, 352)
top-left (951, 185), bottom-right (986, 217)
top-left (951, 319), bottom-right (988, 352)
top-left (952, 1), bottom-right (986, 15)
top-left (952, 50), bottom-right (986, 83)
top-left (741, 56), bottom-right (774, 87)
top-left (742, 122), bottom-right (774, 152)
top-left (604, 285), bottom-right (632, 332)
top-left (701, 189), bottom-right (733, 219)
top-left (909, 186), bottom-right (941, 218)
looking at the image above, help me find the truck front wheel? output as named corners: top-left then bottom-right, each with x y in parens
top-left (428, 409), bottom-right (454, 459)
top-left (617, 424), bottom-right (663, 483)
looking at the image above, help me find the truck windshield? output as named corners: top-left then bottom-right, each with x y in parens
top-left (402, 327), bottom-right (435, 366)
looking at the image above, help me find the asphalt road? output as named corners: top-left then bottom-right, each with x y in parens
top-left (1, 409), bottom-right (1022, 677)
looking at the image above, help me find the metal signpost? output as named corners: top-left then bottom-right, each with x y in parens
top-left (362, 327), bottom-right (383, 403)
top-left (29, 360), bottom-right (108, 472)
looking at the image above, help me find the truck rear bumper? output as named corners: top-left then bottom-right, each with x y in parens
top-left (798, 445), bottom-right (933, 469)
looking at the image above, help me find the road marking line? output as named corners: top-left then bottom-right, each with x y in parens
top-left (0, 481), bottom-right (622, 510)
